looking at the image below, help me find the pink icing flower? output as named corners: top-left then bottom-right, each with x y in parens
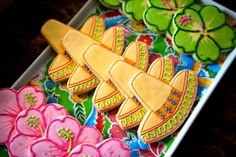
top-left (0, 86), bottom-right (46, 144)
top-left (8, 104), bottom-right (69, 157)
top-left (110, 124), bottom-right (127, 139)
top-left (138, 34), bottom-right (153, 46)
top-left (29, 116), bottom-right (103, 157)
top-left (167, 54), bottom-right (180, 66)
top-left (69, 138), bottom-right (130, 157)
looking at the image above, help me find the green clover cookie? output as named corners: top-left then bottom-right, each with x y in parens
top-left (99, 0), bottom-right (121, 9)
top-left (122, 0), bottom-right (148, 22)
top-left (173, 5), bottom-right (236, 64)
top-left (143, 0), bottom-right (198, 36)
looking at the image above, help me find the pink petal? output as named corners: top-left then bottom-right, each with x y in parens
top-left (29, 139), bottom-right (68, 157)
top-left (8, 127), bottom-right (17, 143)
top-left (76, 126), bottom-right (103, 145)
top-left (17, 86), bottom-right (46, 109)
top-left (0, 115), bottom-right (15, 144)
top-left (0, 88), bottom-right (20, 116)
top-left (41, 104), bottom-right (69, 126)
top-left (9, 134), bottom-right (38, 157)
top-left (68, 144), bottom-right (100, 157)
top-left (98, 138), bottom-right (130, 157)
top-left (45, 116), bottom-right (81, 148)
top-left (16, 109), bottom-right (46, 137)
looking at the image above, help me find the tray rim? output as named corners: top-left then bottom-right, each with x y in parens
top-left (11, 0), bottom-right (236, 156)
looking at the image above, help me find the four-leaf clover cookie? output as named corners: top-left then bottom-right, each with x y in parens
top-left (172, 5), bottom-right (236, 63)
top-left (143, 0), bottom-right (199, 36)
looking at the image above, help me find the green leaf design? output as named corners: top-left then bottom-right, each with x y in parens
top-left (173, 5), bottom-right (236, 63)
top-left (200, 5), bottom-right (225, 31)
top-left (173, 29), bottom-right (200, 53)
top-left (99, 0), bottom-right (121, 8)
top-left (208, 25), bottom-right (236, 50)
top-left (195, 35), bottom-right (220, 62)
top-left (144, 0), bottom-right (195, 35)
top-left (74, 103), bottom-right (86, 125)
top-left (122, 0), bottom-right (148, 21)
top-left (174, 8), bottom-right (203, 32)
top-left (144, 7), bottom-right (173, 32)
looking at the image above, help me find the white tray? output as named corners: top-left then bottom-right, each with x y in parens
top-left (11, 0), bottom-right (236, 156)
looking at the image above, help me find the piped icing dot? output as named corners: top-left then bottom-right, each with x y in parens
top-left (26, 115), bottom-right (40, 128)
top-left (57, 127), bottom-right (74, 141)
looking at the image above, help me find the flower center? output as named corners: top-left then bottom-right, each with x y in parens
top-left (24, 93), bottom-right (37, 107)
top-left (179, 14), bottom-right (205, 33)
top-left (57, 128), bottom-right (74, 153)
top-left (57, 128), bottom-right (73, 140)
top-left (26, 116), bottom-right (40, 127)
top-left (26, 115), bottom-right (44, 136)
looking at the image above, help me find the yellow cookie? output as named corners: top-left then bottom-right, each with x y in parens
top-left (107, 57), bottom-right (174, 129)
top-left (130, 69), bottom-right (198, 143)
top-left (41, 16), bottom-right (104, 82)
top-left (83, 41), bottom-right (149, 112)
top-left (62, 26), bottom-right (125, 94)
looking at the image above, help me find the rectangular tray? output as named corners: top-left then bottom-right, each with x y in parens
top-left (11, 0), bottom-right (236, 156)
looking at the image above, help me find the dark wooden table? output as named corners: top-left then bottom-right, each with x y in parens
top-left (0, 0), bottom-right (235, 156)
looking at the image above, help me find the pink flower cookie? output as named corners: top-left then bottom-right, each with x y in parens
top-left (0, 86), bottom-right (46, 144)
top-left (29, 116), bottom-right (103, 157)
top-left (69, 138), bottom-right (130, 157)
top-left (8, 103), bottom-right (69, 157)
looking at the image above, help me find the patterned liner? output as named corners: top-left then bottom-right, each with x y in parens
top-left (1, 3), bottom-right (235, 157)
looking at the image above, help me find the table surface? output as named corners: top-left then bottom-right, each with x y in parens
top-left (0, 0), bottom-right (235, 156)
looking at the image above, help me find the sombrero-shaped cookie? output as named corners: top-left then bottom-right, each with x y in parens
top-left (41, 16), bottom-right (105, 82)
top-left (62, 26), bottom-right (125, 94)
top-left (107, 58), bottom-right (174, 129)
top-left (83, 41), bottom-right (149, 112)
top-left (130, 69), bottom-right (198, 143)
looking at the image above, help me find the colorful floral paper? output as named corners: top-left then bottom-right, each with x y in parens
top-left (0, 4), bottom-right (235, 157)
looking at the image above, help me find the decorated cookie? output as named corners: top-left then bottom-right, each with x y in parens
top-left (9, 104), bottom-right (69, 157)
top-left (68, 138), bottom-right (130, 157)
top-left (99, 0), bottom-right (121, 9)
top-left (172, 5), bottom-right (236, 63)
top-left (107, 58), bottom-right (174, 129)
top-left (128, 69), bottom-right (198, 143)
top-left (122, 0), bottom-right (148, 22)
top-left (82, 41), bottom-right (149, 112)
top-left (143, 0), bottom-right (198, 37)
top-left (0, 86), bottom-right (45, 145)
top-left (41, 16), bottom-right (105, 82)
top-left (62, 26), bottom-right (124, 94)
top-left (29, 116), bottom-right (103, 157)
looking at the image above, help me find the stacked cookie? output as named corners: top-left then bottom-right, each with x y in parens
top-left (39, 14), bottom-right (199, 144)
top-left (38, 0), bottom-right (235, 145)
